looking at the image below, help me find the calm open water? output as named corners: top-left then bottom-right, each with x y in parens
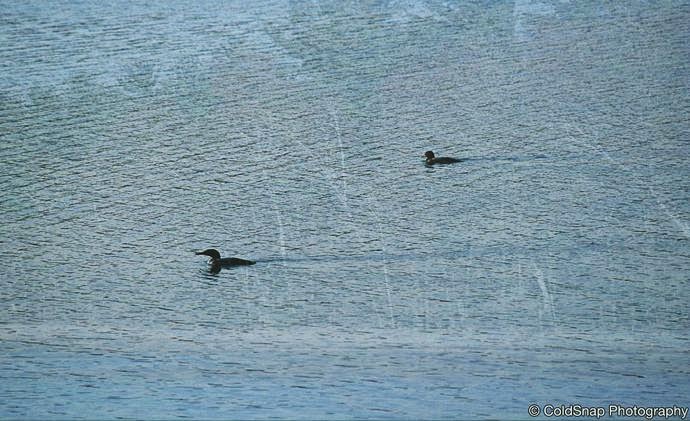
top-left (1, 1), bottom-right (689, 419)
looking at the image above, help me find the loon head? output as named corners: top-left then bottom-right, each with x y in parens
top-left (424, 150), bottom-right (435, 160)
top-left (196, 248), bottom-right (221, 260)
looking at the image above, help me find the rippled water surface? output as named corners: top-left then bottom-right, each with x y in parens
top-left (1, 1), bottom-right (689, 419)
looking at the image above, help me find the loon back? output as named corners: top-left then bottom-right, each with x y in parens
top-left (219, 257), bottom-right (256, 266)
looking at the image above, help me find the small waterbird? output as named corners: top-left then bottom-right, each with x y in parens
top-left (195, 249), bottom-right (256, 272)
top-left (424, 150), bottom-right (462, 165)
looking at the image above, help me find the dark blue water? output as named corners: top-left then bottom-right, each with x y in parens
top-left (1, 1), bottom-right (688, 419)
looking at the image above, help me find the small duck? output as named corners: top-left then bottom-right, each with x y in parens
top-left (195, 249), bottom-right (256, 271)
top-left (424, 150), bottom-right (461, 165)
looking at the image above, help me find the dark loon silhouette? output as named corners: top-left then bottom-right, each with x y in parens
top-left (195, 249), bottom-right (256, 270)
top-left (424, 150), bottom-right (461, 165)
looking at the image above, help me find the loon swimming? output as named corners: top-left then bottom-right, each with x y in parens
top-left (424, 150), bottom-right (461, 165)
top-left (195, 248), bottom-right (256, 268)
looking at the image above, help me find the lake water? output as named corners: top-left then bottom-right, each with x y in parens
top-left (1, 1), bottom-right (688, 419)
